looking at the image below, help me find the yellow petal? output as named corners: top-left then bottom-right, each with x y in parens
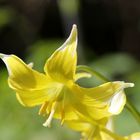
top-left (70, 81), bottom-right (134, 120)
top-left (66, 118), bottom-right (109, 140)
top-left (0, 53), bottom-right (63, 106)
top-left (128, 133), bottom-right (140, 140)
top-left (101, 131), bottom-right (140, 140)
top-left (44, 24), bottom-right (77, 83)
top-left (15, 81), bottom-right (63, 107)
top-left (54, 102), bottom-right (79, 121)
top-left (66, 120), bottom-right (91, 132)
top-left (52, 81), bottom-right (134, 121)
top-left (66, 117), bottom-right (139, 140)
top-left (41, 86), bottom-right (94, 122)
top-left (66, 118), bottom-right (107, 132)
top-left (0, 54), bottom-right (48, 90)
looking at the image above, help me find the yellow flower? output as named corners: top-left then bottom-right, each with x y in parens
top-left (0, 25), bottom-right (134, 127)
top-left (66, 117), bottom-right (108, 140)
top-left (66, 118), bottom-right (140, 140)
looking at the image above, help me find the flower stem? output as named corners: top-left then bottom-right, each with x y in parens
top-left (76, 65), bottom-right (109, 82)
top-left (76, 65), bottom-right (140, 125)
top-left (126, 99), bottom-right (140, 125)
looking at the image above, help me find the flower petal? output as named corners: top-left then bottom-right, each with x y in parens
top-left (100, 131), bottom-right (140, 140)
top-left (66, 118), bottom-right (107, 132)
top-left (108, 91), bottom-right (126, 115)
top-left (0, 53), bottom-right (48, 90)
top-left (15, 81), bottom-right (63, 107)
top-left (66, 120), bottom-right (91, 132)
top-left (44, 24), bottom-right (77, 83)
top-left (66, 118), bottom-right (108, 140)
top-left (70, 81), bottom-right (134, 120)
top-left (128, 133), bottom-right (140, 140)
top-left (0, 53), bottom-right (63, 106)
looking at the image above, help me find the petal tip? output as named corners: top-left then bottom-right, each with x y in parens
top-left (58, 24), bottom-right (77, 51)
top-left (126, 83), bottom-right (134, 88)
top-left (72, 24), bottom-right (77, 30)
top-left (0, 53), bottom-right (5, 59)
top-left (114, 81), bottom-right (135, 88)
top-left (71, 24), bottom-right (77, 35)
top-left (0, 53), bottom-right (11, 61)
top-left (67, 24), bottom-right (77, 43)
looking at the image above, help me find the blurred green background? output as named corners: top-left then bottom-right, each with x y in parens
top-left (0, 0), bottom-right (140, 140)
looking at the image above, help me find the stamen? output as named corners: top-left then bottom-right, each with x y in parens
top-left (124, 83), bottom-right (134, 88)
top-left (39, 102), bottom-right (48, 116)
top-left (43, 102), bottom-right (58, 127)
top-left (60, 109), bottom-right (65, 126)
top-left (60, 93), bottom-right (65, 125)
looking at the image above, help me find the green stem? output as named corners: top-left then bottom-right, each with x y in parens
top-left (126, 100), bottom-right (140, 124)
top-left (76, 65), bottom-right (140, 125)
top-left (76, 65), bottom-right (109, 82)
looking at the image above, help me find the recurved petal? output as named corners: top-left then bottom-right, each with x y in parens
top-left (0, 53), bottom-right (48, 90)
top-left (0, 53), bottom-right (64, 106)
top-left (71, 81), bottom-right (134, 120)
top-left (44, 24), bottom-right (77, 83)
